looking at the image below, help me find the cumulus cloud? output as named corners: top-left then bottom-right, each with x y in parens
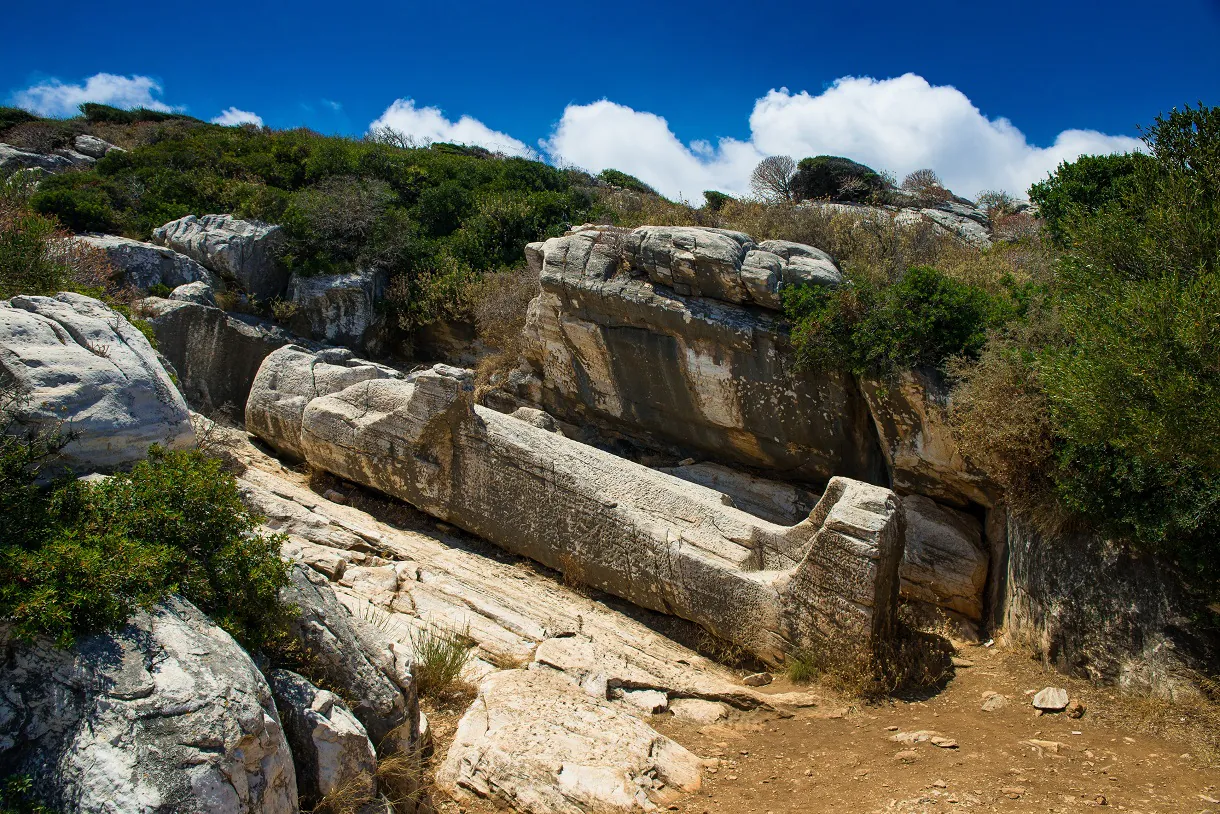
top-left (544, 74), bottom-right (1144, 200)
top-left (10, 73), bottom-right (177, 118)
top-left (212, 107), bottom-right (264, 127)
top-left (369, 99), bottom-right (535, 158)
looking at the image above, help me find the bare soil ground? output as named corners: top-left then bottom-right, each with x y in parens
top-left (427, 643), bottom-right (1220, 814)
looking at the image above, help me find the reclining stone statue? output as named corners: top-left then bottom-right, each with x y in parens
top-left (247, 345), bottom-right (905, 666)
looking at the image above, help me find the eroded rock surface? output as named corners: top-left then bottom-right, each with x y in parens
top-left (140, 297), bottom-right (306, 416)
top-left (900, 495), bottom-right (988, 628)
top-left (287, 269), bottom-right (388, 355)
top-left (153, 214), bottom-right (287, 300)
top-left (0, 598), bottom-right (297, 814)
top-left (74, 233), bottom-right (220, 292)
top-left (269, 669), bottom-right (377, 808)
top-left (0, 292), bottom-right (194, 473)
top-left (436, 668), bottom-right (703, 814)
top-left (519, 226), bottom-right (883, 483)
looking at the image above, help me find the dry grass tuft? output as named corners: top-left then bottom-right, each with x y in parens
top-left (410, 622), bottom-right (473, 699)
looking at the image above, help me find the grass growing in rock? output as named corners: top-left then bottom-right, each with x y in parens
top-left (409, 622), bottom-right (473, 699)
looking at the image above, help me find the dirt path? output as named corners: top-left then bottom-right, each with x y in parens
top-left (429, 643), bottom-right (1219, 814)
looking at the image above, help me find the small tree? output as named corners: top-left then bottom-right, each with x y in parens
top-left (750, 155), bottom-right (797, 202)
top-left (901, 169), bottom-right (950, 203)
top-left (975, 189), bottom-right (1016, 218)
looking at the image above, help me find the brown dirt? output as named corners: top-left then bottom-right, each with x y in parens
top-left (427, 643), bottom-right (1220, 814)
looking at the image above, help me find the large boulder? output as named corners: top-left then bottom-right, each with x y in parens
top-left (72, 134), bottom-right (123, 159)
top-left (73, 234), bottom-right (220, 292)
top-left (153, 214), bottom-right (288, 301)
top-left (520, 226), bottom-right (884, 483)
top-left (139, 298), bottom-right (305, 417)
top-left (246, 345), bottom-right (400, 460)
top-left (269, 670), bottom-right (377, 809)
top-left (0, 597), bottom-right (298, 813)
top-left (279, 564), bottom-right (419, 754)
top-left (0, 293), bottom-right (194, 473)
top-left (436, 668), bottom-right (703, 814)
top-left (286, 269), bottom-right (388, 355)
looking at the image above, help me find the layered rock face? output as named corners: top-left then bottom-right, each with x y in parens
top-left (0, 598), bottom-right (297, 814)
top-left (73, 234), bottom-right (221, 292)
top-left (0, 142), bottom-right (95, 175)
top-left (520, 226), bottom-right (884, 483)
top-left (0, 293), bottom-right (194, 473)
top-left (153, 214), bottom-right (287, 301)
top-left (140, 297), bottom-right (305, 416)
top-left (247, 347), bottom-right (905, 664)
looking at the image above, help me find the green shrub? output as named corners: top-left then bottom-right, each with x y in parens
top-left (1028, 152), bottom-right (1149, 240)
top-left (703, 190), bottom-right (733, 211)
top-left (78, 103), bottom-right (197, 125)
top-left (597, 168), bottom-right (658, 196)
top-left (0, 107), bottom-right (40, 138)
top-left (791, 155), bottom-right (888, 203)
top-left (0, 774), bottom-right (54, 814)
top-left (0, 428), bottom-right (291, 649)
top-left (784, 265), bottom-right (1019, 376)
top-left (28, 174), bottom-right (119, 233)
top-left (409, 622), bottom-right (471, 697)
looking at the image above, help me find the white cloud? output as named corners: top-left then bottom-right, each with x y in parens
top-left (542, 74), bottom-right (1144, 200)
top-left (10, 73), bottom-right (177, 118)
top-left (212, 107), bottom-right (264, 127)
top-left (369, 99), bottom-right (535, 158)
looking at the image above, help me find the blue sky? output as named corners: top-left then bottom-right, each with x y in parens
top-left (4, 0), bottom-right (1218, 198)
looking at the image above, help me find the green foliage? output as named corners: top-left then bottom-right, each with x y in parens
top-left (1028, 152), bottom-right (1150, 239)
top-left (0, 425), bottom-right (291, 649)
top-left (27, 122), bottom-right (592, 329)
top-left (791, 155), bottom-right (888, 203)
top-left (409, 622), bottom-right (471, 697)
top-left (78, 103), bottom-right (197, 125)
top-left (597, 168), bottom-right (658, 195)
top-left (784, 266), bottom-right (1020, 377)
top-left (703, 190), bottom-right (733, 211)
top-left (0, 774), bottom-right (54, 814)
top-left (0, 107), bottom-right (40, 137)
top-left (954, 104), bottom-right (1220, 591)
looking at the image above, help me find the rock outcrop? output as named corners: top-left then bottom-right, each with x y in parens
top-left (279, 564), bottom-right (420, 754)
top-left (170, 281), bottom-right (219, 306)
top-left (72, 134), bottom-right (122, 159)
top-left (247, 347), bottom-right (905, 665)
top-left (0, 142), bottom-right (94, 175)
top-left (73, 234), bottom-right (220, 292)
top-left (287, 269), bottom-right (388, 355)
top-left (518, 226), bottom-right (884, 483)
top-left (153, 214), bottom-right (288, 301)
top-left (1001, 517), bottom-right (1217, 700)
top-left (269, 670), bottom-right (378, 808)
top-left (0, 292), bottom-right (194, 473)
top-left (140, 297), bottom-right (306, 416)
top-left (0, 597), bottom-right (298, 814)
top-left (437, 668), bottom-right (703, 814)
top-left (900, 495), bottom-right (988, 631)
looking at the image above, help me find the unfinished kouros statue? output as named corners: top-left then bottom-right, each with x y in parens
top-left (248, 346), bottom-right (904, 664)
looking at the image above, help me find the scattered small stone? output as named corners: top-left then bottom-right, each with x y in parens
top-left (1033, 687), bottom-right (1069, 711)
top-left (743, 672), bottom-right (773, 687)
top-left (982, 694), bottom-right (1007, 712)
top-left (1093, 794), bottom-right (1108, 805)
top-left (895, 750), bottom-right (919, 763)
top-left (1001, 786), bottom-right (1025, 799)
top-left (1024, 739), bottom-right (1063, 754)
top-left (322, 488), bottom-right (347, 504)
top-left (678, 457), bottom-right (697, 466)
top-left (1067, 698), bottom-right (1087, 719)
top-left (930, 736), bottom-right (958, 749)
top-left (435, 522), bottom-right (454, 533)
top-left (931, 779), bottom-right (947, 788)
top-left (951, 656), bottom-right (974, 668)
top-left (885, 725), bottom-right (899, 731)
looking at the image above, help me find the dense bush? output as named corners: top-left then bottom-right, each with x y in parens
top-left (0, 107), bottom-right (39, 137)
top-left (0, 418), bottom-right (291, 649)
top-left (703, 190), bottom-right (733, 211)
top-left (784, 265), bottom-right (1021, 377)
top-left (22, 120), bottom-right (594, 330)
top-left (596, 168), bottom-right (657, 195)
top-left (79, 102), bottom-right (199, 125)
top-left (1028, 152), bottom-right (1149, 239)
top-left (791, 156), bottom-right (888, 203)
top-left (954, 104), bottom-right (1220, 591)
